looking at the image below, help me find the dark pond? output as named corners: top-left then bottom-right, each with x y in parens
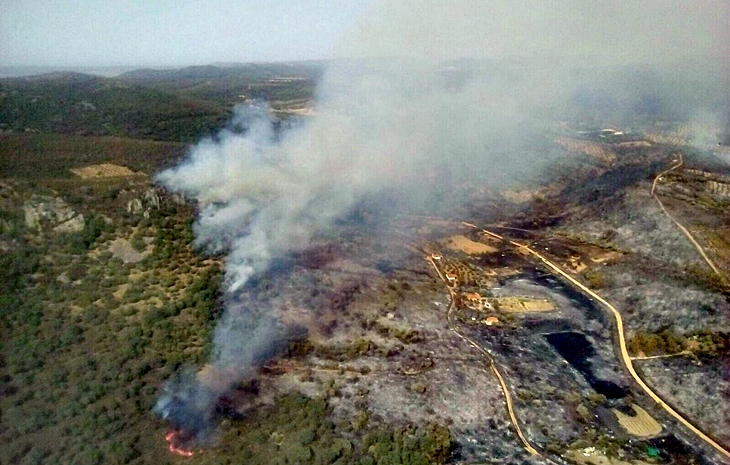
top-left (545, 331), bottom-right (627, 399)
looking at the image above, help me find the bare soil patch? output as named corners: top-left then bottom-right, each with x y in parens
top-left (108, 238), bottom-right (148, 263)
top-left (556, 137), bottom-right (617, 165)
top-left (501, 189), bottom-right (535, 204)
top-left (495, 296), bottom-right (555, 313)
top-left (440, 235), bottom-right (497, 255)
top-left (70, 163), bottom-right (139, 179)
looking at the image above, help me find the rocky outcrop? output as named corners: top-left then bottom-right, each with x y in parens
top-left (143, 189), bottom-right (161, 209)
top-left (126, 198), bottom-right (144, 215)
top-left (24, 196), bottom-right (85, 233)
top-left (126, 188), bottom-right (174, 218)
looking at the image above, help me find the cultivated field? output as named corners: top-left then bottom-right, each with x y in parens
top-left (71, 163), bottom-right (139, 179)
top-left (440, 235), bottom-right (497, 255)
top-left (612, 405), bottom-right (662, 437)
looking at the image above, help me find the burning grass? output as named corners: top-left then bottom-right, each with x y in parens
top-left (156, 389), bottom-right (454, 465)
top-left (165, 430), bottom-right (197, 457)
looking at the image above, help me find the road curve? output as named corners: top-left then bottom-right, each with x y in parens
top-left (425, 256), bottom-right (544, 458)
top-left (651, 154), bottom-right (727, 284)
top-left (473, 227), bottom-right (730, 461)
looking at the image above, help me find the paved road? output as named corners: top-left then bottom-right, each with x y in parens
top-left (470, 226), bottom-right (730, 461)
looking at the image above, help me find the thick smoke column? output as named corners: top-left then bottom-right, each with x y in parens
top-left (153, 58), bottom-right (555, 436)
top-left (153, 0), bottom-right (729, 437)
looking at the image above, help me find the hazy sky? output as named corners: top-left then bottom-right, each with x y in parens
top-left (0, 0), bottom-right (376, 67)
top-left (1, 0), bottom-right (727, 67)
top-left (342, 0), bottom-right (729, 65)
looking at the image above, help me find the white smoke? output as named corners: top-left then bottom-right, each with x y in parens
top-left (157, 60), bottom-right (555, 291)
top-left (154, 0), bottom-right (729, 434)
top-left (153, 57), bottom-right (563, 434)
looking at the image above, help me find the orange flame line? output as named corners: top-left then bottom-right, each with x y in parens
top-left (169, 443), bottom-right (195, 457)
top-left (165, 430), bottom-right (196, 457)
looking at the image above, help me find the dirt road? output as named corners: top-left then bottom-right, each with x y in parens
top-left (425, 256), bottom-right (544, 459)
top-left (651, 153), bottom-right (727, 284)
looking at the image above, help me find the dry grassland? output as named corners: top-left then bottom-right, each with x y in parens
top-left (501, 189), bottom-right (535, 204)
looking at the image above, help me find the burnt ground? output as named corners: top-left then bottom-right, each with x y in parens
top-left (213, 208), bottom-right (728, 465)
top-left (637, 356), bottom-right (730, 446)
top-left (530, 144), bottom-right (730, 462)
top-left (208, 219), bottom-right (547, 464)
top-left (433, 229), bottom-right (725, 464)
top-left (198, 139), bottom-right (730, 465)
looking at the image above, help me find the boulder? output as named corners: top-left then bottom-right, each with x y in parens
top-left (143, 189), bottom-right (161, 209)
top-left (53, 214), bottom-right (85, 233)
top-left (126, 198), bottom-right (144, 214)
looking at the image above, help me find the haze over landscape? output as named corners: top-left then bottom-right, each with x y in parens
top-left (2, 1), bottom-right (730, 465)
top-left (1, 0), bottom-right (728, 68)
top-left (151, 1), bottom-right (730, 440)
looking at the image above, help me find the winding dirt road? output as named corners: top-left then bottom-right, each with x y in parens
top-left (425, 256), bottom-right (544, 459)
top-left (651, 153), bottom-right (727, 284)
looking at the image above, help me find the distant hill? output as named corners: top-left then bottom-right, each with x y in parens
top-left (0, 72), bottom-right (230, 142)
top-left (117, 62), bottom-right (323, 83)
top-left (11, 71), bottom-right (99, 83)
top-left (118, 65), bottom-right (231, 81)
top-left (116, 63), bottom-right (323, 105)
top-left (0, 66), bottom-right (138, 79)
top-left (0, 63), bottom-right (323, 142)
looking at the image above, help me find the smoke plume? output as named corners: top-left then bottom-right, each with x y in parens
top-left (154, 0), bottom-right (729, 436)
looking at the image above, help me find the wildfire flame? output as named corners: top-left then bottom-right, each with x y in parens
top-left (165, 430), bottom-right (196, 457)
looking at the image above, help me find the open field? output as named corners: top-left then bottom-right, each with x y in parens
top-left (495, 296), bottom-right (555, 313)
top-left (70, 163), bottom-right (140, 179)
top-left (440, 234), bottom-right (497, 255)
top-left (0, 133), bottom-right (187, 178)
top-left (612, 405), bottom-right (662, 438)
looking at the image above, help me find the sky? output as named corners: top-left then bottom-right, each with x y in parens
top-left (1, 0), bottom-right (728, 68)
top-left (341, 0), bottom-right (730, 65)
top-left (0, 0), bottom-right (376, 67)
